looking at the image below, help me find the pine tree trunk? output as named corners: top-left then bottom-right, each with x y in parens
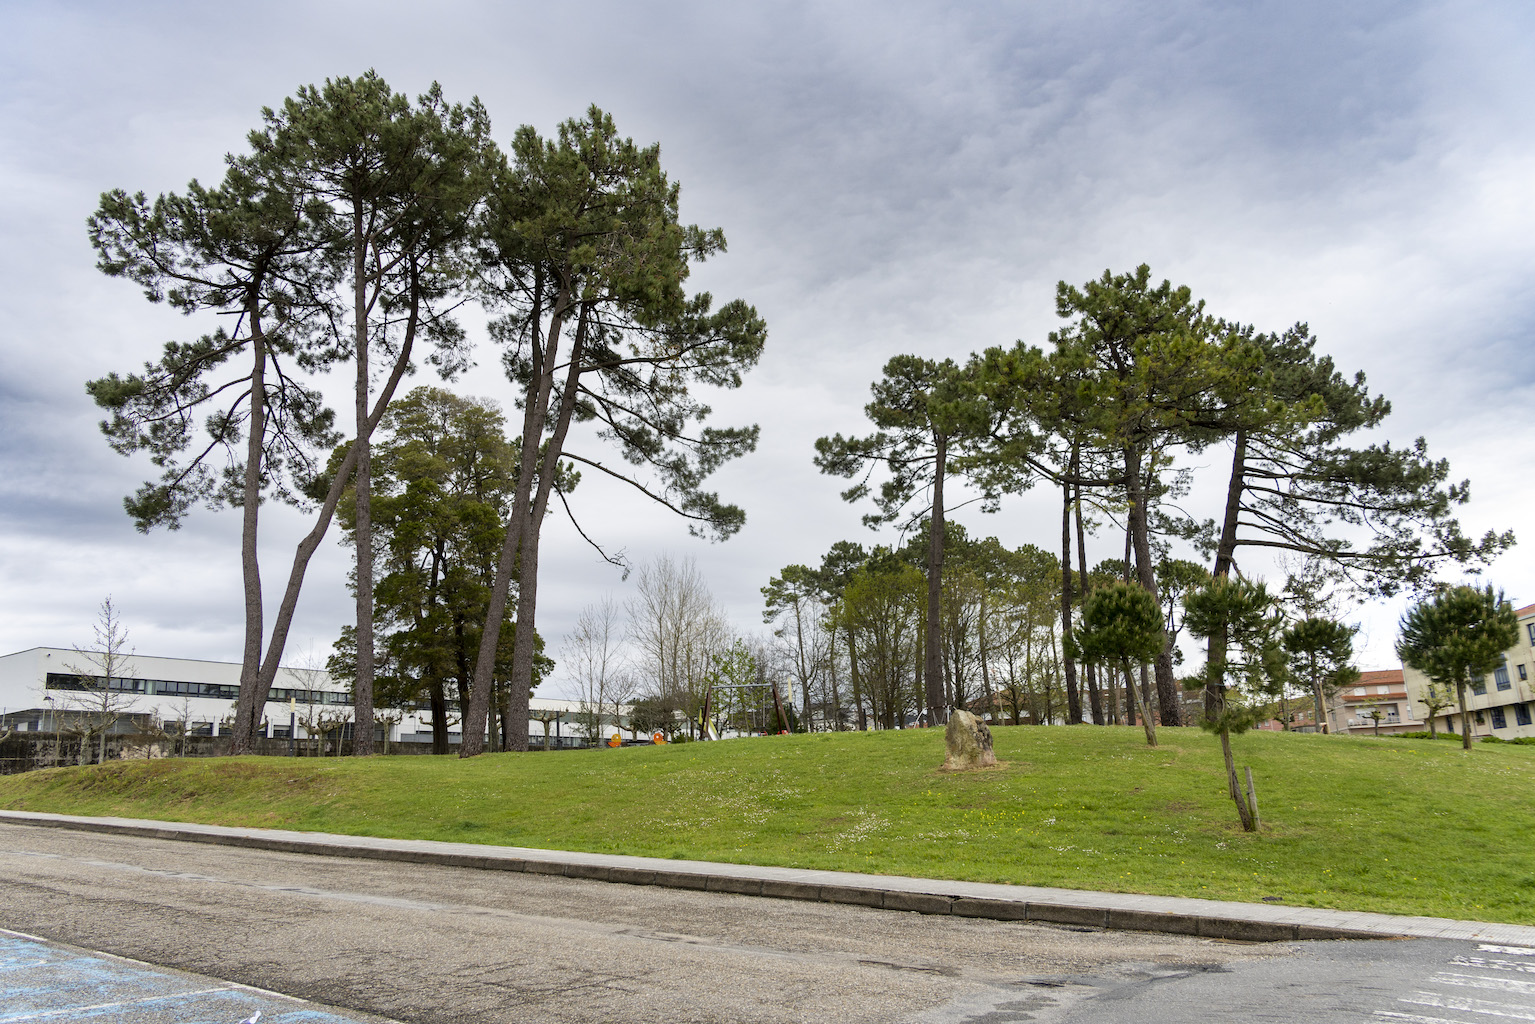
top-left (1458, 679), bottom-right (1472, 750)
top-left (1123, 658), bottom-right (1157, 746)
top-left (237, 301), bottom-right (265, 752)
top-left (1206, 430), bottom-right (1247, 723)
top-left (501, 305), bottom-right (591, 752)
top-left (828, 633), bottom-right (842, 730)
top-left (847, 623), bottom-right (866, 730)
top-left (1074, 473), bottom-right (1103, 725)
top-left (978, 590), bottom-right (991, 723)
top-left (1060, 476), bottom-right (1082, 724)
top-left (351, 216), bottom-right (376, 757)
top-left (925, 433), bottom-right (948, 725)
top-left (1123, 446), bottom-right (1180, 727)
top-left (462, 278), bottom-right (566, 756)
top-left (235, 273), bottom-right (421, 751)
top-left (428, 680), bottom-right (448, 754)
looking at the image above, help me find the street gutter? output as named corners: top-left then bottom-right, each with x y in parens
top-left (4, 808), bottom-right (1530, 944)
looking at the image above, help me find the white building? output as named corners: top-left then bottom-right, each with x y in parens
top-left (0, 647), bottom-right (613, 750)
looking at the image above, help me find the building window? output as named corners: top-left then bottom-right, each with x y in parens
top-left (1517, 705), bottom-right (1532, 727)
top-left (1475, 711), bottom-right (1485, 725)
top-left (1472, 675), bottom-right (1487, 696)
top-left (1492, 708), bottom-right (1507, 729)
top-left (1521, 664), bottom-right (1529, 682)
top-left (1495, 664), bottom-right (1512, 691)
top-left (1528, 622), bottom-right (1535, 646)
top-left (45, 672), bottom-right (94, 691)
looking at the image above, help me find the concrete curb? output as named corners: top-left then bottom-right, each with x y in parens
top-left (5, 809), bottom-right (1533, 945)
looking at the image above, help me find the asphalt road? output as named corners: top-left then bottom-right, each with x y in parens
top-left (0, 822), bottom-right (1530, 1023)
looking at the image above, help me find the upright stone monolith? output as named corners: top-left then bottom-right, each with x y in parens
top-left (943, 710), bottom-right (997, 770)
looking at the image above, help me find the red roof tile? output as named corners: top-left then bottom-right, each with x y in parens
top-left (1517, 602), bottom-right (1535, 619)
top-left (1358, 669), bottom-right (1404, 685)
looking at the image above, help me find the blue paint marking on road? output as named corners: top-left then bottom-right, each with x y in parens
top-left (0, 932), bottom-right (373, 1023)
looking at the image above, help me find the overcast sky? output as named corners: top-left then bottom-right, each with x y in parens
top-left (1, 0), bottom-right (1531, 695)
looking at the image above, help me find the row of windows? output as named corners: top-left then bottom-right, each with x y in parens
top-left (1490, 706), bottom-right (1535, 729)
top-left (1465, 704), bottom-right (1534, 730)
top-left (45, 673), bottom-right (348, 706)
top-left (267, 687), bottom-right (352, 706)
top-left (1471, 656), bottom-right (1529, 695)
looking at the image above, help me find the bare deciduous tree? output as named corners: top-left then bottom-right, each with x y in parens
top-left (62, 597), bottom-right (141, 765)
top-left (627, 555), bottom-right (729, 736)
top-left (565, 597), bottom-right (629, 743)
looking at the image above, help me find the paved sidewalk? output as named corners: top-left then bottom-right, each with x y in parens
top-left (5, 808), bottom-right (1532, 945)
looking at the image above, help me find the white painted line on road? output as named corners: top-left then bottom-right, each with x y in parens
top-left (0, 987), bottom-right (232, 1022)
top-left (1454, 958), bottom-right (1535, 975)
top-left (1437, 973), bottom-right (1535, 995)
top-left (1375, 1013), bottom-right (1484, 1024)
top-left (1480, 946), bottom-right (1535, 957)
top-left (1401, 992), bottom-right (1535, 1020)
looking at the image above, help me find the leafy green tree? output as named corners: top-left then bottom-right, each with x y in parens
top-left (708, 638), bottom-right (767, 735)
top-left (1185, 576), bottom-right (1283, 831)
top-left (1050, 267), bottom-right (1268, 728)
top-left (328, 387), bottom-right (549, 752)
top-left (988, 543), bottom-right (1065, 725)
top-left (816, 355), bottom-right (994, 727)
top-left (254, 71), bottom-right (496, 755)
top-left (1418, 679), bottom-right (1458, 739)
top-left (86, 130), bottom-right (341, 755)
top-left (1072, 581), bottom-right (1163, 746)
top-left (1180, 325), bottom-right (1513, 725)
top-left (628, 694), bottom-right (680, 742)
top-left (464, 106), bottom-right (766, 755)
top-left (967, 343), bottom-right (1125, 725)
top-left (1202, 325), bottom-right (1511, 598)
top-left (813, 540), bottom-right (873, 729)
top-left (839, 552), bottom-right (926, 729)
top-left (1397, 585), bottom-right (1520, 751)
top-left (976, 267), bottom-right (1262, 727)
top-left (1281, 617), bottom-right (1359, 735)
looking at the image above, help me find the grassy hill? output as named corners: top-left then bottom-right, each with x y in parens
top-left (2, 726), bottom-right (1531, 924)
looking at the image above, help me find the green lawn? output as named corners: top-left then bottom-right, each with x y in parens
top-left (2, 726), bottom-right (1531, 924)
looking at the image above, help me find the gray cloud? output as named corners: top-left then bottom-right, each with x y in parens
top-left (1, 0), bottom-right (1530, 684)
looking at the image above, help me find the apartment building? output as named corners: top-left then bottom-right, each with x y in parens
top-left (1400, 602), bottom-right (1535, 740)
top-left (1333, 669), bottom-right (1425, 735)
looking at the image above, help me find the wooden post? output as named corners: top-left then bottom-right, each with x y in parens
top-left (771, 678), bottom-right (790, 733)
top-left (1245, 766), bottom-right (1260, 830)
